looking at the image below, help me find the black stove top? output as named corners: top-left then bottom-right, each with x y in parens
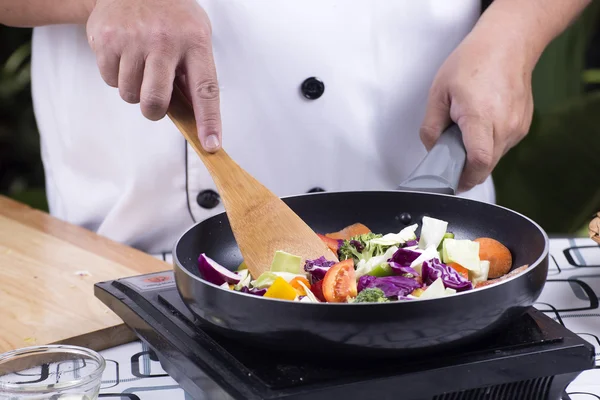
top-left (95, 271), bottom-right (595, 400)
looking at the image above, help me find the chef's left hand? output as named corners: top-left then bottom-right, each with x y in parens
top-left (419, 31), bottom-right (534, 193)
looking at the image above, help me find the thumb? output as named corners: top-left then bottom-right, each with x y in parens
top-left (456, 115), bottom-right (494, 192)
top-left (183, 48), bottom-right (222, 153)
top-left (419, 87), bottom-right (451, 151)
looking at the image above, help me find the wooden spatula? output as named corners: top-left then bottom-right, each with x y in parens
top-left (167, 85), bottom-right (339, 279)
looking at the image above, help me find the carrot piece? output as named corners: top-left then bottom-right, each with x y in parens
top-left (325, 223), bottom-right (371, 240)
top-left (474, 237), bottom-right (513, 279)
top-left (447, 262), bottom-right (469, 280)
top-left (290, 276), bottom-right (311, 296)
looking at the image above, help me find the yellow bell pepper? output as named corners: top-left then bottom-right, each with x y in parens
top-left (263, 277), bottom-right (298, 300)
top-left (237, 261), bottom-right (248, 271)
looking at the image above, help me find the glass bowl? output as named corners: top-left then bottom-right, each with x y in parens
top-left (0, 345), bottom-right (105, 399)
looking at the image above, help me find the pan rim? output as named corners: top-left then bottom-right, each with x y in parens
top-left (172, 189), bottom-right (550, 306)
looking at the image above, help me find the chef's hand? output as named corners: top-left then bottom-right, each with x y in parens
top-left (86, 0), bottom-right (221, 152)
top-left (419, 32), bottom-right (534, 192)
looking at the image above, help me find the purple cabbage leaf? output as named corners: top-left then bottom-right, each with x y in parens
top-left (389, 247), bottom-right (421, 267)
top-left (240, 286), bottom-right (267, 296)
top-left (389, 262), bottom-right (420, 279)
top-left (421, 258), bottom-right (472, 292)
top-left (304, 256), bottom-right (336, 283)
top-left (357, 275), bottom-right (422, 298)
top-left (404, 239), bottom-right (419, 247)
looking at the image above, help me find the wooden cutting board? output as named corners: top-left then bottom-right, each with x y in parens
top-left (0, 195), bottom-right (171, 354)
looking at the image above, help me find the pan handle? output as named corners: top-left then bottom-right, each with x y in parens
top-left (396, 123), bottom-right (466, 195)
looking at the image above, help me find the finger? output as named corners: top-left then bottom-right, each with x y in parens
top-left (419, 86), bottom-right (451, 151)
top-left (183, 43), bottom-right (222, 153)
top-left (89, 26), bottom-right (121, 88)
top-left (456, 115), bottom-right (495, 192)
top-left (118, 49), bottom-right (145, 104)
top-left (95, 49), bottom-right (120, 88)
top-left (139, 52), bottom-right (178, 121)
top-left (175, 73), bottom-right (192, 103)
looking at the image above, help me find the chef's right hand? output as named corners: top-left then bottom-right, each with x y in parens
top-left (86, 0), bottom-right (221, 152)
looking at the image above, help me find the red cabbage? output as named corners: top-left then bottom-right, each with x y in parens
top-left (389, 247), bottom-right (421, 266)
top-left (198, 254), bottom-right (241, 286)
top-left (357, 275), bottom-right (422, 298)
top-left (389, 262), bottom-right (419, 278)
top-left (422, 258), bottom-right (472, 292)
top-left (304, 256), bottom-right (335, 283)
top-left (404, 239), bottom-right (419, 247)
top-left (240, 286), bottom-right (267, 296)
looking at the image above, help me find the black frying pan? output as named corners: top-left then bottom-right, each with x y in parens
top-left (172, 125), bottom-right (549, 358)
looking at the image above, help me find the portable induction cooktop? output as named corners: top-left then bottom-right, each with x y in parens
top-left (95, 270), bottom-right (595, 400)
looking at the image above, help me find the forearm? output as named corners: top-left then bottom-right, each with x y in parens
top-left (0, 0), bottom-right (95, 27)
top-left (472, 0), bottom-right (592, 69)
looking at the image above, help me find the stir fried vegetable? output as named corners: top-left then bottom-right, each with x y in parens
top-left (197, 216), bottom-right (522, 303)
top-left (352, 288), bottom-right (389, 303)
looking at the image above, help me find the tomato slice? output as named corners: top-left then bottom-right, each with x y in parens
top-left (289, 276), bottom-right (311, 296)
top-left (317, 233), bottom-right (341, 254)
top-left (310, 280), bottom-right (326, 302)
top-left (325, 223), bottom-right (371, 240)
top-left (321, 259), bottom-right (357, 303)
top-left (448, 262), bottom-right (469, 280)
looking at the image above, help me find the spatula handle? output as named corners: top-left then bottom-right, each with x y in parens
top-left (167, 85), bottom-right (205, 154)
top-left (396, 123), bottom-right (467, 195)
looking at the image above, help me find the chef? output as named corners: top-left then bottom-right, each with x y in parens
top-left (0, 0), bottom-right (590, 260)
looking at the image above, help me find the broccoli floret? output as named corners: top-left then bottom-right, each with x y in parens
top-left (338, 232), bottom-right (387, 262)
top-left (355, 232), bottom-right (382, 243)
top-left (353, 288), bottom-right (389, 303)
top-left (338, 240), bottom-right (361, 262)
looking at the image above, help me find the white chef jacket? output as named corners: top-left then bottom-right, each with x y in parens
top-left (30, 0), bottom-right (495, 259)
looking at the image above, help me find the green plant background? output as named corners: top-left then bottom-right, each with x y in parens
top-left (1, 6), bottom-right (599, 235)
